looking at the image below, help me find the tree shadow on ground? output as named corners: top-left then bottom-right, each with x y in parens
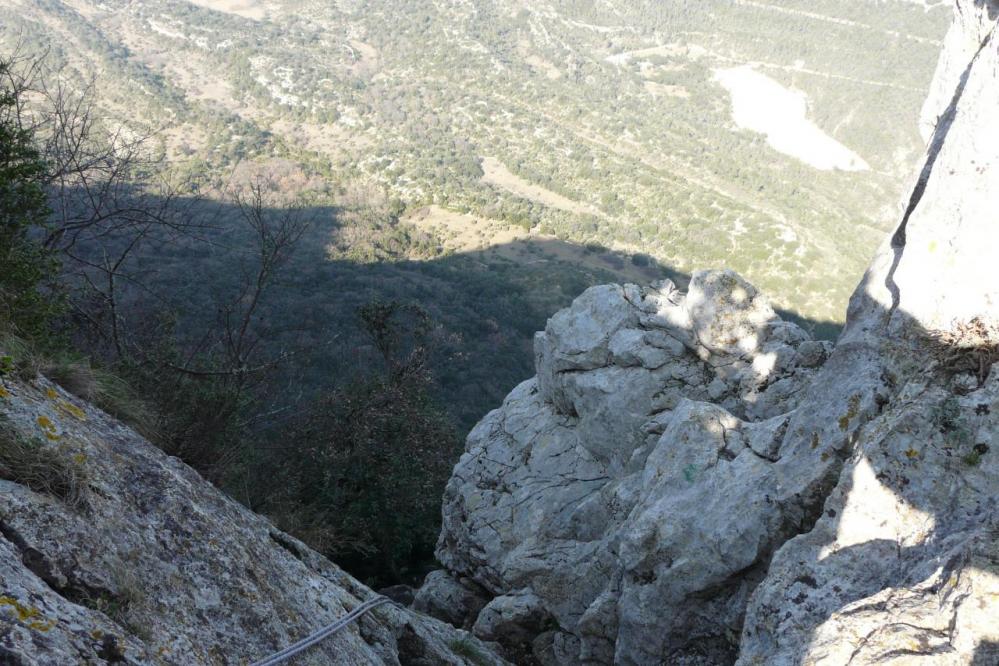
top-left (94, 192), bottom-right (841, 434)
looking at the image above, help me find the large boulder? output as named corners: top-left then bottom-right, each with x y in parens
top-left (436, 269), bottom-right (841, 663)
top-left (413, 570), bottom-right (490, 630)
top-left (0, 376), bottom-right (507, 665)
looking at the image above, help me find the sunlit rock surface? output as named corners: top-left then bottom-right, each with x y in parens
top-left (435, 269), bottom-right (838, 663)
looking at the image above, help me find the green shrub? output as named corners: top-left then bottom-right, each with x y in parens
top-left (251, 302), bottom-right (461, 586)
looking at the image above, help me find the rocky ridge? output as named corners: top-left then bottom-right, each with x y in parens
top-left (424, 1), bottom-right (999, 663)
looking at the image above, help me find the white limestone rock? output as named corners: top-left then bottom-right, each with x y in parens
top-left (739, 376), bottom-right (999, 665)
top-left (436, 269), bottom-right (832, 663)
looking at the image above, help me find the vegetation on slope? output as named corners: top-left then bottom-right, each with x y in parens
top-left (0, 53), bottom-right (461, 585)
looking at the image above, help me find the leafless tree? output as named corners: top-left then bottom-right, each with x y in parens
top-left (1, 43), bottom-right (200, 250)
top-left (169, 177), bottom-right (314, 385)
top-left (1, 43), bottom-right (210, 357)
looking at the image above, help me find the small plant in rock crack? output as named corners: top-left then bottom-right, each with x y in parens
top-left (962, 443), bottom-right (990, 467)
top-left (0, 416), bottom-right (89, 508)
top-left (0, 355), bottom-right (14, 377)
top-left (80, 570), bottom-right (149, 640)
top-left (448, 637), bottom-right (492, 666)
top-left (932, 396), bottom-right (988, 465)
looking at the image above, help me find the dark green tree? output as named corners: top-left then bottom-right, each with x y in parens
top-left (259, 301), bottom-right (461, 586)
top-left (0, 58), bottom-right (58, 338)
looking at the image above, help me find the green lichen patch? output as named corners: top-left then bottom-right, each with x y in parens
top-left (931, 397), bottom-right (988, 467)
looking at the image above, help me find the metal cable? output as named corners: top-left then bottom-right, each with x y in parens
top-left (250, 596), bottom-right (391, 666)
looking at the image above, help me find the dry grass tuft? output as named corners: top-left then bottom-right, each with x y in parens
top-left (0, 333), bottom-right (44, 381)
top-left (44, 360), bottom-right (101, 402)
top-left (44, 360), bottom-right (159, 442)
top-left (0, 417), bottom-right (89, 509)
top-left (924, 317), bottom-right (999, 386)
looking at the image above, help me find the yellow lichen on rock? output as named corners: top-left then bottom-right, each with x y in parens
top-left (0, 596), bottom-right (55, 631)
top-left (57, 400), bottom-right (86, 421)
top-left (36, 415), bottom-right (61, 441)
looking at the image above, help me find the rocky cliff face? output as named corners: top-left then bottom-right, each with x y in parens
top-left (428, 1), bottom-right (999, 663)
top-left (0, 376), bottom-right (507, 665)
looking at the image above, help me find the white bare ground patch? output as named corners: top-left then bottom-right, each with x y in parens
top-left (644, 81), bottom-right (689, 99)
top-left (713, 65), bottom-right (870, 172)
top-left (185, 0), bottom-right (268, 20)
top-left (524, 54), bottom-right (562, 80)
top-left (345, 40), bottom-right (379, 76)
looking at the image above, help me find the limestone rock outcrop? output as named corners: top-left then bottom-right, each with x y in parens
top-left (414, 570), bottom-right (490, 630)
top-left (430, 1), bottom-right (999, 662)
top-left (0, 376), bottom-right (507, 665)
top-left (433, 269), bottom-right (855, 664)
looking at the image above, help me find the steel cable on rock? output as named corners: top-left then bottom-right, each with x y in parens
top-left (250, 596), bottom-right (391, 666)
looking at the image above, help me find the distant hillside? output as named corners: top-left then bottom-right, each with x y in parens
top-left (0, 0), bottom-right (950, 428)
top-left (0, 0), bottom-right (950, 318)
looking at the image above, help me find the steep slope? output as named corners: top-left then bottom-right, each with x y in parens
top-left (0, 376), bottom-right (506, 665)
top-left (426, 1), bottom-right (999, 663)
